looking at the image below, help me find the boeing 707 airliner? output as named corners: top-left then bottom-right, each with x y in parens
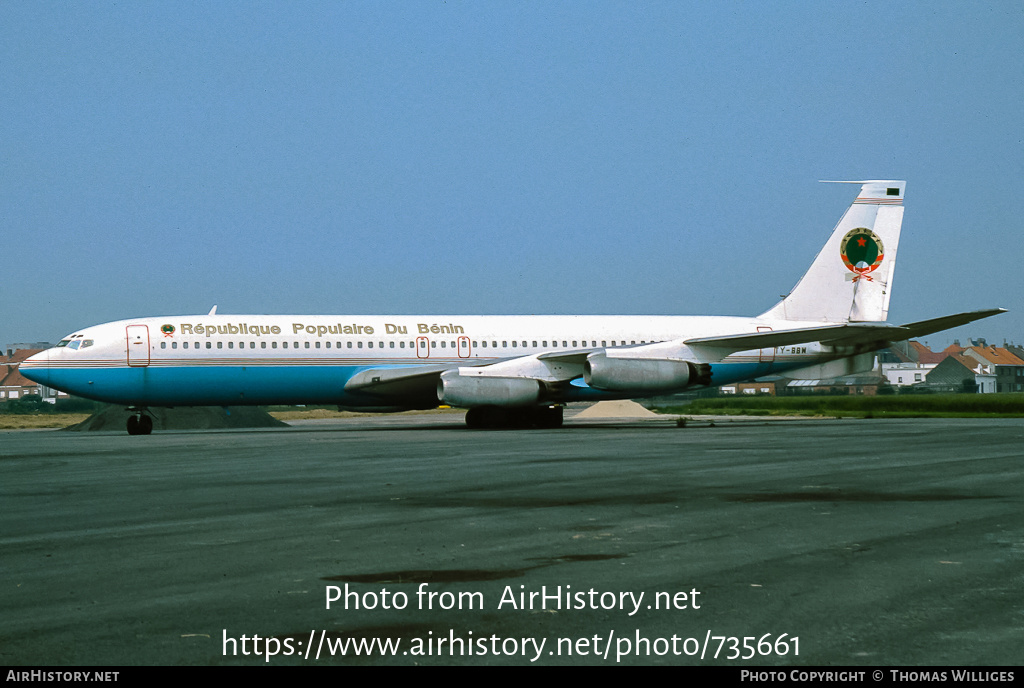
top-left (20, 180), bottom-right (1004, 433)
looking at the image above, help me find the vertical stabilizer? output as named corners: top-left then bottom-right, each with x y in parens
top-left (760, 180), bottom-right (905, 323)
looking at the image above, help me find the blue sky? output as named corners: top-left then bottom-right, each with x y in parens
top-left (3, 1), bottom-right (1022, 349)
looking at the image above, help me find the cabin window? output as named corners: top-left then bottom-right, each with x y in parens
top-left (572, 341), bottom-right (577, 347)
top-left (160, 342), bottom-right (167, 349)
top-left (358, 342), bottom-right (363, 348)
top-left (261, 342), bottom-right (267, 349)
top-left (217, 342), bottom-right (223, 349)
top-left (325, 342), bottom-right (330, 349)
top-left (228, 342), bottom-right (234, 349)
top-left (206, 342), bottom-right (212, 349)
top-left (389, 342), bottom-right (395, 348)
top-left (348, 342), bottom-right (353, 348)
top-left (368, 342), bottom-right (374, 348)
top-left (172, 342), bottom-right (178, 349)
top-left (283, 342), bottom-right (288, 349)
top-left (315, 341), bottom-right (320, 349)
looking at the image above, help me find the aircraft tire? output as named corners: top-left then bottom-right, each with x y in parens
top-left (465, 405), bottom-right (563, 429)
top-left (535, 405), bottom-right (563, 429)
top-left (464, 406), bottom-right (515, 429)
top-left (126, 414), bottom-right (154, 435)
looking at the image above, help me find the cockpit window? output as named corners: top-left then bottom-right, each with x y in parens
top-left (56, 340), bottom-right (71, 347)
top-left (67, 341), bottom-right (81, 350)
top-left (81, 340), bottom-right (94, 349)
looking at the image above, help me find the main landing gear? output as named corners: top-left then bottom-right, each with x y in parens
top-left (464, 405), bottom-right (563, 429)
top-left (126, 409), bottom-right (154, 435)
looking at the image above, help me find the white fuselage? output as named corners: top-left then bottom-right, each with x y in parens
top-left (20, 313), bottom-right (834, 408)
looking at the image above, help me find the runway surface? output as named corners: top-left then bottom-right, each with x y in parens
top-left (1, 414), bottom-right (1021, 665)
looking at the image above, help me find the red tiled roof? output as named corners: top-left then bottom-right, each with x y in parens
top-left (0, 350), bottom-right (46, 390)
top-left (963, 346), bottom-right (1024, 366)
top-left (2, 349), bottom-right (44, 365)
top-left (908, 341), bottom-right (948, 365)
top-left (944, 353), bottom-right (979, 371)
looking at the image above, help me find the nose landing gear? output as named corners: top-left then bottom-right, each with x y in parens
top-left (126, 410), bottom-right (154, 435)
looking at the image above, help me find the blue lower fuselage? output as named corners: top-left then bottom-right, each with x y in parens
top-left (22, 360), bottom-right (800, 407)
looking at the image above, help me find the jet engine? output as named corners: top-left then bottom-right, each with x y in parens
top-left (437, 370), bottom-right (541, 407)
top-left (584, 353), bottom-right (711, 392)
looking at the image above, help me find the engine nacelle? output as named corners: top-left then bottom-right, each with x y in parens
top-left (584, 353), bottom-right (709, 392)
top-left (438, 371), bottom-right (541, 408)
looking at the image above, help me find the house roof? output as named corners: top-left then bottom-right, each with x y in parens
top-left (0, 349), bottom-right (46, 390)
top-left (0, 366), bottom-right (40, 389)
top-left (908, 341), bottom-right (948, 365)
top-left (2, 349), bottom-right (44, 365)
top-left (962, 346), bottom-right (1024, 366)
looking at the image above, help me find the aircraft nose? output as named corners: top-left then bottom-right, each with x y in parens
top-left (18, 349), bottom-right (50, 385)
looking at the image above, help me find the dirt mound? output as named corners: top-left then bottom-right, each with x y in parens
top-left (573, 400), bottom-right (661, 419)
top-left (63, 406), bottom-right (289, 432)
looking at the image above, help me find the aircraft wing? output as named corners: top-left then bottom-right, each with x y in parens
top-left (343, 364), bottom-right (456, 407)
top-left (344, 350), bottom-right (595, 406)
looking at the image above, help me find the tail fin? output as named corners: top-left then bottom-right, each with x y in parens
top-left (760, 180), bottom-right (905, 323)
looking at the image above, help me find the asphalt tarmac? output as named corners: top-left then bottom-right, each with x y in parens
top-left (1, 414), bottom-right (1021, 666)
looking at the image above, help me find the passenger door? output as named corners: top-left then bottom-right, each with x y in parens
top-left (126, 325), bottom-right (150, 367)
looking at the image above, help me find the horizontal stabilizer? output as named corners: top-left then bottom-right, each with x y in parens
top-left (685, 323), bottom-right (907, 353)
top-left (897, 308), bottom-right (1007, 340)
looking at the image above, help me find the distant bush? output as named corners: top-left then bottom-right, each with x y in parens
top-left (0, 396), bottom-right (106, 415)
top-left (663, 393), bottom-right (1024, 417)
